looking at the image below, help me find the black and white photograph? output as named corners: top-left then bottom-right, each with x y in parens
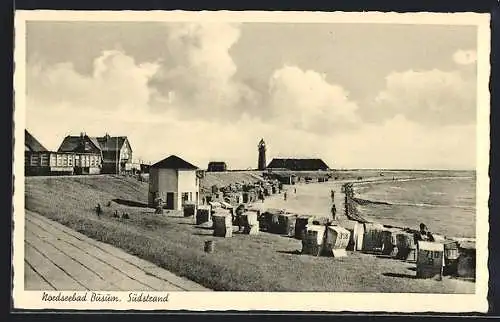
top-left (13, 10), bottom-right (490, 312)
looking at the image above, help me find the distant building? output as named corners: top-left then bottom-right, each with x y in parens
top-left (207, 161), bottom-right (227, 172)
top-left (148, 155), bottom-right (200, 210)
top-left (96, 134), bottom-right (133, 174)
top-left (58, 133), bottom-right (132, 174)
top-left (258, 138), bottom-right (267, 171)
top-left (25, 130), bottom-right (101, 176)
top-left (267, 158), bottom-right (330, 171)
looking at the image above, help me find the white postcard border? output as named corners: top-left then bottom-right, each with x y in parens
top-left (12, 10), bottom-right (491, 312)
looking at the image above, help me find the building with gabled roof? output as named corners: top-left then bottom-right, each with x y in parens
top-left (149, 155), bottom-right (200, 210)
top-left (57, 132), bottom-right (102, 155)
top-left (58, 132), bottom-right (132, 174)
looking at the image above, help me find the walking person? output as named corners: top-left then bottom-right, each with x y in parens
top-left (331, 203), bottom-right (337, 221)
top-left (235, 204), bottom-right (245, 232)
top-left (284, 191), bottom-right (288, 201)
top-left (95, 203), bottom-right (102, 217)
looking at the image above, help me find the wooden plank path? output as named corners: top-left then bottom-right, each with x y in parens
top-left (25, 210), bottom-right (211, 292)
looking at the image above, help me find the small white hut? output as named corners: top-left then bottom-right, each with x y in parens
top-left (148, 155), bottom-right (200, 210)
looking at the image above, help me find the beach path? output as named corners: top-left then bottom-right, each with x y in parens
top-left (262, 181), bottom-right (347, 219)
top-left (24, 210), bottom-right (211, 291)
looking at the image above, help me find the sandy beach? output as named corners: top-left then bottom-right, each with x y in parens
top-left (260, 176), bottom-right (408, 219)
top-left (260, 175), bottom-right (476, 239)
top-left (261, 181), bottom-right (346, 219)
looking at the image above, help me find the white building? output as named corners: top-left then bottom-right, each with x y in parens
top-left (148, 155), bottom-right (200, 210)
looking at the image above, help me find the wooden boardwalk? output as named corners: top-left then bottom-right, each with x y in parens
top-left (24, 210), bottom-right (211, 291)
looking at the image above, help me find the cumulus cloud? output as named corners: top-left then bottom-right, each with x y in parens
top-left (145, 23), bottom-right (361, 135)
top-left (25, 22), bottom-right (477, 169)
top-left (25, 49), bottom-right (165, 155)
top-left (266, 65), bottom-right (360, 133)
top-left (148, 23), bottom-right (259, 120)
top-left (372, 69), bottom-right (476, 126)
top-left (27, 50), bottom-right (160, 112)
top-left (453, 49), bottom-right (477, 65)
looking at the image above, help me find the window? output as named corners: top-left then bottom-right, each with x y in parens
top-left (189, 192), bottom-right (192, 201)
top-left (182, 193), bottom-right (189, 204)
top-left (40, 154), bottom-right (49, 166)
top-left (30, 154), bottom-right (39, 166)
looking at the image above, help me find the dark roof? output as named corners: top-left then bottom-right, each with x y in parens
top-left (208, 161), bottom-right (227, 165)
top-left (207, 161), bottom-right (227, 172)
top-left (25, 130), bottom-right (48, 152)
top-left (96, 136), bottom-right (128, 151)
top-left (57, 135), bottom-right (101, 153)
top-left (267, 158), bottom-right (330, 171)
top-left (58, 134), bottom-right (129, 154)
top-left (151, 155), bottom-right (199, 170)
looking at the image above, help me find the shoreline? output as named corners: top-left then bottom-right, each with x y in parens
top-left (256, 175), bottom-right (476, 241)
top-left (347, 176), bottom-right (476, 240)
top-left (351, 176), bottom-right (476, 211)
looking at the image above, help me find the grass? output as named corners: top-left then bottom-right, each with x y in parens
top-left (25, 175), bottom-right (474, 293)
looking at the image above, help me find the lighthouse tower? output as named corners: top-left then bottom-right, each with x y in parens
top-left (258, 138), bottom-right (267, 171)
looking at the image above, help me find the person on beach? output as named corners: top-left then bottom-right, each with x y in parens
top-left (414, 223), bottom-right (435, 244)
top-left (95, 203), bottom-right (102, 217)
top-left (235, 204), bottom-right (246, 232)
top-left (331, 203), bottom-right (337, 221)
top-left (259, 191), bottom-right (265, 203)
top-left (330, 190), bottom-right (335, 203)
top-left (284, 191), bottom-right (288, 201)
top-left (294, 187), bottom-right (297, 194)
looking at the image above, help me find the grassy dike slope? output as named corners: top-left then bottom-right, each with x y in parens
top-left (24, 175), bottom-right (473, 293)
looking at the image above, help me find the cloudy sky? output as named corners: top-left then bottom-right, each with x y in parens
top-left (24, 21), bottom-right (478, 170)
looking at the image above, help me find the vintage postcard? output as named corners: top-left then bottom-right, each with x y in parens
top-left (12, 10), bottom-right (490, 312)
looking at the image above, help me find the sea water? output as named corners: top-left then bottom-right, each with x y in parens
top-left (262, 173), bottom-right (476, 238)
top-left (354, 175), bottom-right (476, 238)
